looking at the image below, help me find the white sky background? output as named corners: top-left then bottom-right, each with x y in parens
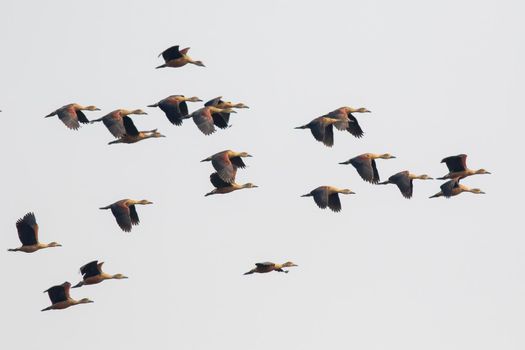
top-left (1, 0), bottom-right (524, 349)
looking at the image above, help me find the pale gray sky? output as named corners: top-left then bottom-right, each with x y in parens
top-left (1, 0), bottom-right (524, 349)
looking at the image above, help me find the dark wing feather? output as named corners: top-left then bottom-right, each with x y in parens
top-left (323, 124), bottom-right (334, 147)
top-left (212, 153), bottom-right (236, 183)
top-left (440, 178), bottom-right (460, 198)
top-left (442, 154), bottom-right (467, 172)
top-left (80, 260), bottom-right (100, 278)
top-left (389, 171), bottom-right (413, 198)
top-left (328, 193), bottom-right (342, 212)
top-left (179, 101), bottom-right (189, 116)
top-left (230, 157), bottom-right (247, 169)
top-left (311, 188), bottom-right (329, 209)
top-left (103, 116), bottom-right (126, 137)
top-left (204, 97), bottom-right (223, 107)
top-left (75, 110), bottom-right (90, 124)
top-left (161, 45), bottom-right (182, 62)
top-left (346, 114), bottom-right (364, 138)
top-left (123, 116), bottom-right (139, 136)
top-left (129, 205), bottom-right (140, 225)
top-left (212, 113), bottom-right (230, 129)
top-left (371, 159), bottom-right (380, 183)
top-left (350, 157), bottom-right (376, 183)
top-left (111, 203), bottom-right (132, 232)
top-left (16, 212), bottom-right (38, 246)
top-left (160, 102), bottom-right (185, 125)
top-left (45, 284), bottom-right (68, 304)
top-left (192, 109), bottom-right (216, 135)
top-left (309, 120), bottom-right (326, 143)
top-left (331, 111), bottom-right (350, 131)
top-left (57, 108), bottom-right (81, 130)
top-left (210, 172), bottom-right (232, 189)
top-left (255, 262), bottom-right (275, 267)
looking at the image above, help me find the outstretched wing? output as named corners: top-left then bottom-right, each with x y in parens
top-left (210, 172), bottom-right (233, 189)
top-left (57, 108), bottom-right (81, 130)
top-left (45, 282), bottom-right (71, 304)
top-left (111, 203), bottom-right (132, 232)
top-left (440, 178), bottom-right (460, 198)
top-left (160, 45), bottom-right (182, 62)
top-left (75, 110), bottom-right (90, 124)
top-left (212, 112), bottom-right (230, 129)
top-left (328, 193), bottom-right (342, 212)
top-left (160, 100), bottom-right (186, 125)
top-left (122, 116), bottom-right (140, 136)
top-left (80, 260), bottom-right (101, 278)
top-left (309, 119), bottom-right (326, 142)
top-left (103, 115), bottom-right (126, 137)
top-left (345, 114), bottom-right (364, 138)
top-left (350, 157), bottom-right (376, 183)
top-left (389, 171), bottom-right (413, 198)
top-left (311, 188), bottom-right (329, 209)
top-left (212, 152), bottom-right (236, 183)
top-left (441, 154), bottom-right (467, 172)
top-left (204, 96), bottom-right (223, 107)
top-left (16, 212), bottom-right (38, 246)
top-left (129, 205), bottom-right (140, 225)
top-left (192, 109), bottom-right (216, 135)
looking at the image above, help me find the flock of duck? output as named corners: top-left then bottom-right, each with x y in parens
top-left (6, 45), bottom-right (490, 312)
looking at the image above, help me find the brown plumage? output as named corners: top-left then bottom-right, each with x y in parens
top-left (339, 153), bottom-right (396, 183)
top-left (73, 260), bottom-right (128, 288)
top-left (295, 116), bottom-right (339, 147)
top-left (190, 106), bottom-right (237, 135)
top-left (45, 103), bottom-right (100, 130)
top-left (327, 106), bottom-right (371, 138)
top-left (438, 154), bottom-right (491, 180)
top-left (90, 109), bottom-right (148, 137)
top-left (243, 261), bottom-right (298, 275)
top-left (379, 171), bottom-right (433, 199)
top-left (205, 173), bottom-right (258, 196)
top-left (156, 45), bottom-right (205, 69)
top-left (301, 186), bottom-right (355, 212)
top-left (429, 178), bottom-right (486, 198)
top-left (108, 116), bottom-right (165, 145)
top-left (204, 96), bottom-right (249, 129)
top-left (41, 282), bottom-right (93, 311)
top-left (8, 212), bottom-right (61, 253)
top-left (148, 95), bottom-right (202, 125)
top-left (201, 150), bottom-right (252, 183)
top-left (99, 199), bottom-right (153, 232)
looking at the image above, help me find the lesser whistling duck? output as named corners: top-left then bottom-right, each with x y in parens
top-left (429, 178), bottom-right (485, 198)
top-left (190, 106), bottom-right (236, 135)
top-left (204, 96), bottom-right (249, 129)
top-left (379, 171), bottom-right (433, 199)
top-left (42, 282), bottom-right (93, 311)
top-left (301, 186), bottom-right (355, 212)
top-left (156, 45), bottom-right (205, 69)
top-left (148, 95), bottom-right (202, 125)
top-left (108, 116), bottom-right (165, 145)
top-left (295, 116), bottom-right (340, 147)
top-left (73, 260), bottom-right (128, 288)
top-left (45, 103), bottom-right (100, 130)
top-left (327, 106), bottom-right (371, 138)
top-left (90, 109), bottom-right (148, 138)
top-left (244, 261), bottom-right (298, 275)
top-left (205, 172), bottom-right (258, 196)
top-left (438, 154), bottom-right (491, 180)
top-left (99, 199), bottom-right (153, 232)
top-left (339, 153), bottom-right (396, 184)
top-left (201, 150), bottom-right (252, 183)
top-left (8, 212), bottom-right (61, 253)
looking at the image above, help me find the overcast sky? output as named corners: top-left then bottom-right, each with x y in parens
top-left (1, 0), bottom-right (524, 349)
